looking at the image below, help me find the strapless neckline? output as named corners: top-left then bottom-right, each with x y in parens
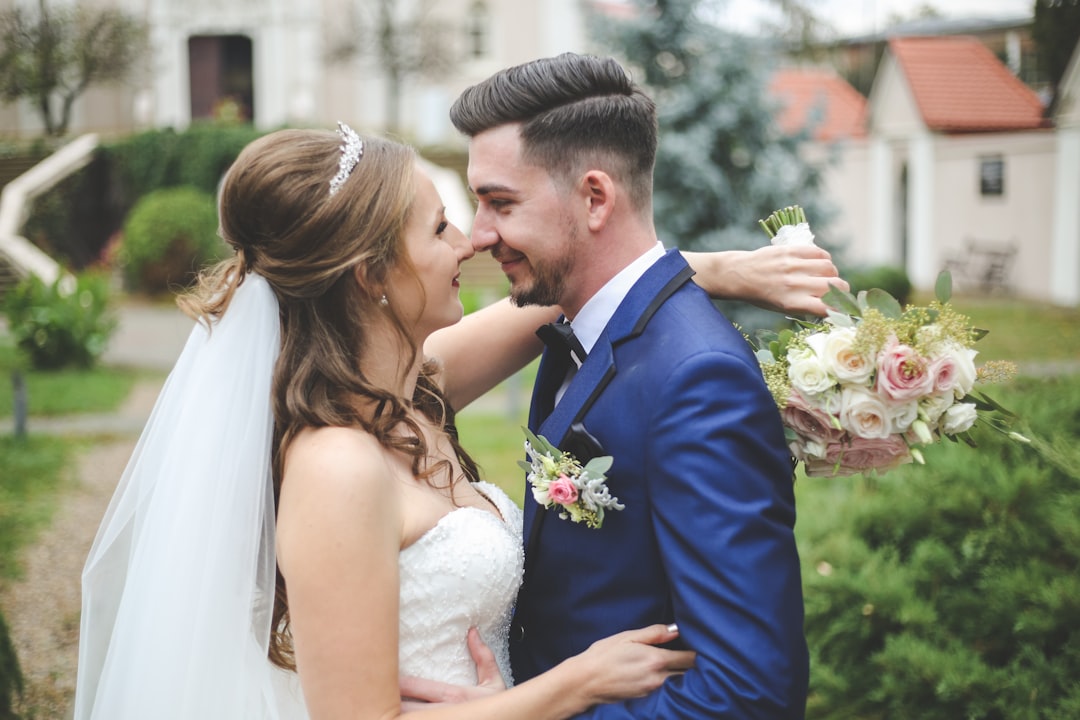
top-left (397, 481), bottom-right (524, 688)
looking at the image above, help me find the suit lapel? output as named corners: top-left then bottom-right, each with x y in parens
top-left (523, 250), bottom-right (697, 564)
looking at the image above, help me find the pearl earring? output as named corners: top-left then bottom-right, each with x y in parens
top-left (379, 294), bottom-right (389, 307)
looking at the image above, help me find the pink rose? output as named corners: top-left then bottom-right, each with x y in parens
top-left (803, 435), bottom-right (913, 477)
top-left (548, 475), bottom-right (579, 506)
top-left (782, 389), bottom-right (845, 446)
top-left (876, 339), bottom-right (934, 402)
top-left (930, 353), bottom-right (958, 394)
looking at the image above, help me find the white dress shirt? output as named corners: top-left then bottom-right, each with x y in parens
top-left (555, 241), bottom-right (666, 404)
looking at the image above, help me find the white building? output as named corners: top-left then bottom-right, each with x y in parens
top-left (0, 0), bottom-right (590, 144)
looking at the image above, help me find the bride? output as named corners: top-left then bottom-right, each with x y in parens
top-left (74, 124), bottom-right (843, 719)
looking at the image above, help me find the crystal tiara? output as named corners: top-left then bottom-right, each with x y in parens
top-left (329, 121), bottom-right (364, 197)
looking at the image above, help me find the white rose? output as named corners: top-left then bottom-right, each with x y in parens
top-left (812, 387), bottom-right (844, 415)
top-left (820, 327), bottom-right (874, 384)
top-left (839, 385), bottom-right (892, 439)
top-left (787, 346), bottom-right (835, 396)
top-left (886, 399), bottom-right (919, 434)
top-left (941, 344), bottom-right (978, 398)
top-left (530, 483), bottom-right (550, 506)
top-left (941, 403), bottom-right (978, 435)
top-left (771, 222), bottom-right (816, 246)
top-left (919, 392), bottom-right (954, 427)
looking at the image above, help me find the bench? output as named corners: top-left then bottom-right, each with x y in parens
top-left (943, 238), bottom-right (1017, 294)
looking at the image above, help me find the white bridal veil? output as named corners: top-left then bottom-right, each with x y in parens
top-left (74, 274), bottom-right (307, 719)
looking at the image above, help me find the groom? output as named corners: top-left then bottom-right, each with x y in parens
top-left (457, 53), bottom-right (807, 717)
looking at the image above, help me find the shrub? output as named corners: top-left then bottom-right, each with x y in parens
top-left (845, 265), bottom-right (913, 307)
top-left (798, 375), bottom-right (1080, 719)
top-left (103, 124), bottom-right (263, 201)
top-left (2, 271), bottom-right (117, 370)
top-left (0, 610), bottom-right (22, 719)
top-left (120, 186), bottom-right (223, 294)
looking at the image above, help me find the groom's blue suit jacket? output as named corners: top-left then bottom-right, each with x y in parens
top-left (512, 250), bottom-right (808, 719)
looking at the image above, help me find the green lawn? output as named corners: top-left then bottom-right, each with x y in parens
top-left (0, 435), bottom-right (74, 579)
top-left (923, 294), bottom-right (1080, 363)
top-left (0, 340), bottom-right (136, 417)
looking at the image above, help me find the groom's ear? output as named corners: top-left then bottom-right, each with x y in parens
top-left (578, 170), bottom-right (616, 233)
top-left (561, 422), bottom-right (606, 465)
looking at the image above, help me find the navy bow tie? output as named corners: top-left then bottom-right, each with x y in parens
top-left (536, 321), bottom-right (588, 367)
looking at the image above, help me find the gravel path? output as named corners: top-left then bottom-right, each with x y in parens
top-left (6, 440), bottom-right (136, 719)
top-left (0, 301), bottom-right (187, 719)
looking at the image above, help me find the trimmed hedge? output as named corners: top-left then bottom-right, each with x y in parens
top-left (799, 375), bottom-right (1080, 719)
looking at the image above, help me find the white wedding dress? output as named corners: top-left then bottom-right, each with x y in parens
top-left (399, 481), bottom-right (524, 689)
top-left (272, 481), bottom-right (524, 716)
top-left (76, 276), bottom-right (525, 718)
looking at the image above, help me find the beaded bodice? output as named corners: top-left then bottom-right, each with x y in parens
top-left (398, 482), bottom-right (524, 687)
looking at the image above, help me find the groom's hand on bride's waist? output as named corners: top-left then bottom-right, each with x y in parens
top-left (399, 627), bottom-right (505, 711)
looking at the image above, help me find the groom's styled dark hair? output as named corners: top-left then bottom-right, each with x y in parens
top-left (450, 52), bottom-right (658, 214)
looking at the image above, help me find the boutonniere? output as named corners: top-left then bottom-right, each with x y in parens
top-left (519, 428), bottom-right (623, 529)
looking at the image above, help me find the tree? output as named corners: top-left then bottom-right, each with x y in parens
top-left (758, 0), bottom-right (838, 61)
top-left (591, 0), bottom-right (832, 328)
top-left (1032, 0), bottom-right (1080, 105)
top-left (884, 2), bottom-right (945, 28)
top-left (0, 0), bottom-right (148, 137)
top-left (327, 0), bottom-right (456, 135)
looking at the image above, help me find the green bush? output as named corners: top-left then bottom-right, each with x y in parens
top-left (103, 124), bottom-right (263, 200)
top-left (0, 610), bottom-right (22, 719)
top-left (844, 265), bottom-right (913, 307)
top-left (120, 186), bottom-right (223, 294)
top-left (798, 375), bottom-right (1080, 719)
top-left (2, 271), bottom-right (117, 370)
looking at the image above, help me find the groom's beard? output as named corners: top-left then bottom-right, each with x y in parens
top-left (506, 221), bottom-right (577, 309)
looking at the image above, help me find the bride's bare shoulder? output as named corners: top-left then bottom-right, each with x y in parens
top-left (281, 426), bottom-right (395, 500)
top-left (276, 426), bottom-right (402, 564)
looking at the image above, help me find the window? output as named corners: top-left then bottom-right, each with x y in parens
top-left (979, 156), bottom-right (1005, 197)
top-left (465, 2), bottom-right (489, 60)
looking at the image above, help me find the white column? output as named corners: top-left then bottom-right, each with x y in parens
top-left (150, 20), bottom-right (189, 129)
top-left (869, 136), bottom-right (895, 265)
top-left (256, 23), bottom-right (287, 130)
top-left (908, 130), bottom-right (936, 289)
top-left (542, 0), bottom-right (585, 55)
top-left (1051, 128), bottom-right (1080, 306)
top-left (288, 22), bottom-right (320, 125)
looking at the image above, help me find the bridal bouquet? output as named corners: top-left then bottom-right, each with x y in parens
top-left (519, 428), bottom-right (622, 529)
top-left (755, 206), bottom-right (1023, 477)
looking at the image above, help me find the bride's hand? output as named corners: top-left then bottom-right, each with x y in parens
top-left (566, 623), bottom-right (696, 705)
top-left (399, 628), bottom-right (505, 711)
top-left (685, 245), bottom-right (850, 317)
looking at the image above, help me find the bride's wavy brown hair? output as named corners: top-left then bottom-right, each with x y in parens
top-left (179, 129), bottom-right (481, 671)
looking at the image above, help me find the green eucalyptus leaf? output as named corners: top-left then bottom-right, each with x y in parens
top-left (584, 456), bottom-right (614, 475)
top-left (822, 285), bottom-right (862, 317)
top-left (865, 288), bottom-right (904, 319)
top-left (935, 270), bottom-right (953, 303)
top-left (971, 327), bottom-right (989, 342)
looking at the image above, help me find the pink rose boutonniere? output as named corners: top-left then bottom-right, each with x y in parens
top-left (519, 428), bottom-right (622, 529)
top-left (755, 205), bottom-right (1028, 478)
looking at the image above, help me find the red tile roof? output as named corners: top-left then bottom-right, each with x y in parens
top-left (889, 36), bottom-right (1048, 133)
top-left (768, 67), bottom-right (868, 141)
